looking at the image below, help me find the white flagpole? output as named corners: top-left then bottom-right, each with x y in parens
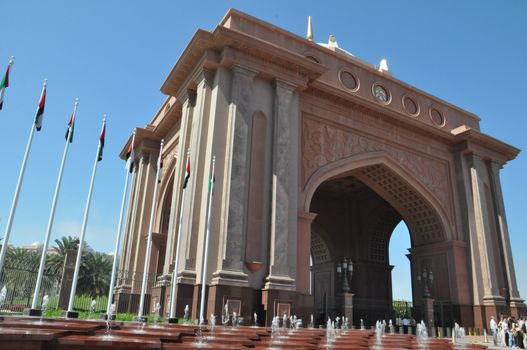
top-left (106, 129), bottom-right (136, 317)
top-left (67, 115), bottom-right (106, 316)
top-left (31, 98), bottom-right (79, 311)
top-left (137, 139), bottom-right (164, 319)
top-left (169, 148), bottom-right (190, 320)
top-left (199, 156), bottom-right (215, 325)
top-left (0, 79), bottom-right (46, 277)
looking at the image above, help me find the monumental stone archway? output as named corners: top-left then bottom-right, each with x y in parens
top-left (116, 9), bottom-right (526, 328)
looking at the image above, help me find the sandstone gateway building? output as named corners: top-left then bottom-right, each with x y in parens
top-left (115, 9), bottom-right (525, 328)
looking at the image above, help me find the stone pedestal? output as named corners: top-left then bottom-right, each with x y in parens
top-left (58, 249), bottom-right (78, 310)
top-left (338, 293), bottom-right (354, 326)
top-left (423, 297), bottom-right (435, 328)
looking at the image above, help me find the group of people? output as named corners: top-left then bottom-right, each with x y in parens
top-left (490, 315), bottom-right (527, 348)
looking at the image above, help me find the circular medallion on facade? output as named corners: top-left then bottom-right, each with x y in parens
top-left (338, 69), bottom-right (359, 91)
top-left (402, 95), bottom-right (419, 116)
top-left (429, 107), bottom-right (446, 127)
top-left (372, 83), bottom-right (391, 104)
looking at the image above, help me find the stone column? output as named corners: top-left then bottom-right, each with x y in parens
top-left (467, 154), bottom-right (504, 304)
top-left (188, 69), bottom-right (215, 284)
top-left (119, 164), bottom-right (139, 275)
top-left (265, 79), bottom-right (299, 291)
top-left (58, 249), bottom-right (78, 310)
top-left (422, 297), bottom-right (435, 330)
top-left (488, 162), bottom-right (525, 309)
top-left (121, 154), bottom-right (147, 275)
top-left (166, 91), bottom-right (196, 285)
top-left (212, 65), bottom-right (257, 286)
top-left (297, 212), bottom-right (317, 294)
top-left (131, 151), bottom-right (158, 293)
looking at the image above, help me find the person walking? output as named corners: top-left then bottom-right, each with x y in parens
top-left (490, 316), bottom-right (498, 345)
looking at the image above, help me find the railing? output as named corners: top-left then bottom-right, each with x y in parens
top-left (0, 267), bottom-right (162, 317)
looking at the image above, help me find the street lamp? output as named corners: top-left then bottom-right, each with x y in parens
top-left (337, 258), bottom-right (354, 293)
top-left (417, 268), bottom-right (433, 298)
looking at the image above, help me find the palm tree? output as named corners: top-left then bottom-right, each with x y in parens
top-left (45, 236), bottom-right (85, 277)
top-left (78, 252), bottom-right (112, 298)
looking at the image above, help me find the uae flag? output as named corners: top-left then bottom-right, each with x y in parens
top-left (97, 120), bottom-right (106, 162)
top-left (183, 157), bottom-right (190, 189)
top-left (156, 151), bottom-right (163, 183)
top-left (0, 61), bottom-right (11, 110)
top-left (65, 110), bottom-right (75, 142)
top-left (34, 83), bottom-right (47, 131)
top-left (125, 141), bottom-right (135, 173)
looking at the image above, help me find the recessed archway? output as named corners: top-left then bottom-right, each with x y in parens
top-left (306, 154), bottom-right (451, 325)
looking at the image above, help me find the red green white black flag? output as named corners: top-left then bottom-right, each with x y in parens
top-left (125, 131), bottom-right (135, 173)
top-left (0, 57), bottom-right (14, 110)
top-left (183, 156), bottom-right (190, 189)
top-left (34, 81), bottom-right (47, 131)
top-left (65, 103), bottom-right (78, 143)
top-left (156, 146), bottom-right (163, 183)
top-left (97, 119), bottom-right (106, 162)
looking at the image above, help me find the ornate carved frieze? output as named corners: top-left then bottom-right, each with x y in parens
top-left (302, 117), bottom-right (451, 214)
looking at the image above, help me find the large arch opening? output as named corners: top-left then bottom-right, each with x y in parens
top-left (308, 162), bottom-right (448, 326)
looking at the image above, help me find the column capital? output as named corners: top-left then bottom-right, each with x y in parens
top-left (274, 78), bottom-right (297, 92)
top-left (231, 64), bottom-right (258, 79)
top-left (298, 211), bottom-right (317, 224)
top-left (175, 89), bottom-right (197, 107)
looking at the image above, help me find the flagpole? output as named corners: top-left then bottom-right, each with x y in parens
top-left (0, 79), bottom-right (46, 277)
top-left (31, 98), bottom-right (79, 311)
top-left (137, 139), bottom-right (164, 320)
top-left (168, 148), bottom-right (190, 321)
top-left (66, 115), bottom-right (106, 317)
top-left (106, 130), bottom-right (136, 318)
top-left (199, 155), bottom-right (215, 325)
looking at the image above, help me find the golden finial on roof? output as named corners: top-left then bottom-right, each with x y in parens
top-left (307, 16), bottom-right (313, 41)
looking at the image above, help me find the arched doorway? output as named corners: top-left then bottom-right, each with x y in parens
top-left (306, 156), bottom-right (452, 327)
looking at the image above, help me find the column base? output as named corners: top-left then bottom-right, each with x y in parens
top-left (338, 293), bottom-right (354, 327)
top-left (65, 311), bottom-right (79, 319)
top-left (27, 308), bottom-right (42, 317)
top-left (264, 274), bottom-right (296, 291)
top-left (134, 316), bottom-right (148, 322)
top-left (211, 269), bottom-right (249, 287)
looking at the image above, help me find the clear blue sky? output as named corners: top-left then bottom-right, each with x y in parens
top-left (1, 1), bottom-right (525, 302)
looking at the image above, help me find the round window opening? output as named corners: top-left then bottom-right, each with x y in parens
top-left (373, 84), bottom-right (390, 104)
top-left (403, 96), bottom-right (419, 116)
top-left (339, 70), bottom-right (358, 91)
top-left (430, 108), bottom-right (445, 126)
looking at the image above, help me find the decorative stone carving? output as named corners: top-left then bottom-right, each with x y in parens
top-left (302, 117), bottom-right (450, 211)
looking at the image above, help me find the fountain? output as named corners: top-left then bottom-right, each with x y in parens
top-left (309, 314), bottom-right (314, 328)
top-left (153, 302), bottom-right (161, 326)
top-left (88, 298), bottom-right (96, 319)
top-left (416, 320), bottom-right (429, 349)
top-left (222, 303), bottom-right (229, 326)
top-left (39, 295), bottom-right (49, 323)
top-left (360, 318), bottom-right (365, 330)
top-left (193, 324), bottom-right (206, 346)
top-left (232, 312), bottom-right (238, 327)
top-left (325, 317), bottom-right (336, 348)
top-left (0, 286), bottom-right (7, 313)
top-left (282, 313), bottom-right (288, 330)
top-left (104, 303), bottom-right (116, 338)
top-left (183, 304), bottom-right (190, 324)
top-left (253, 312), bottom-right (258, 327)
top-left (389, 319), bottom-right (395, 334)
top-left (269, 316), bottom-right (280, 349)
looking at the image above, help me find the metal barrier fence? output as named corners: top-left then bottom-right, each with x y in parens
top-left (0, 267), bottom-right (161, 316)
top-left (0, 267), bottom-right (59, 312)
